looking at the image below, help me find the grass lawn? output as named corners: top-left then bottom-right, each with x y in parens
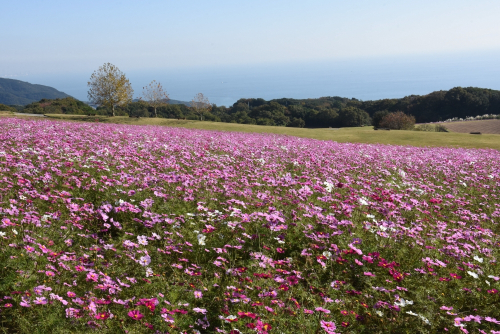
top-left (32, 114), bottom-right (500, 150)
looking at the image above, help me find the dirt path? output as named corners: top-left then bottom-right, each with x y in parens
top-left (14, 113), bottom-right (46, 117)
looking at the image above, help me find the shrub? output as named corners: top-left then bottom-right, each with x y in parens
top-left (434, 124), bottom-right (448, 132)
top-left (414, 124), bottom-right (448, 132)
top-left (0, 104), bottom-right (17, 112)
top-left (379, 111), bottom-right (416, 130)
top-left (372, 110), bottom-right (390, 128)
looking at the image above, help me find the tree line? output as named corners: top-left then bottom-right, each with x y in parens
top-left (125, 87), bottom-right (500, 128)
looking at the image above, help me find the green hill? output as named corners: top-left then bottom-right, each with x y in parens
top-left (0, 78), bottom-right (71, 105)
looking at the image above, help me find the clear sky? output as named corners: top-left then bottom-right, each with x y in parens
top-left (3, 0), bottom-right (500, 75)
top-left (2, 0), bottom-right (500, 104)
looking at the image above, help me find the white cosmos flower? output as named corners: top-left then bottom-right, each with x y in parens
top-left (473, 255), bottom-right (483, 263)
top-left (359, 197), bottom-right (369, 206)
top-left (197, 234), bottom-right (206, 246)
top-left (467, 271), bottom-right (479, 279)
top-left (323, 181), bottom-right (334, 193)
top-left (224, 315), bottom-right (238, 323)
top-left (137, 235), bottom-right (148, 246)
top-left (395, 298), bottom-right (413, 307)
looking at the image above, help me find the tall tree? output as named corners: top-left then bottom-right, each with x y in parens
top-left (191, 93), bottom-right (211, 121)
top-left (142, 80), bottom-right (169, 117)
top-left (87, 63), bottom-right (133, 116)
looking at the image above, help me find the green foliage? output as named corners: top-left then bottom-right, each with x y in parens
top-left (414, 124), bottom-right (448, 132)
top-left (287, 117), bottom-right (306, 128)
top-left (338, 107), bottom-right (371, 127)
top-left (372, 110), bottom-right (390, 128)
top-left (87, 63), bottom-right (134, 117)
top-left (0, 104), bottom-right (17, 112)
top-left (125, 101), bottom-right (151, 117)
top-left (22, 98), bottom-right (94, 115)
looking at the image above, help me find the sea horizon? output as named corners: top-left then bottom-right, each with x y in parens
top-left (3, 50), bottom-right (500, 107)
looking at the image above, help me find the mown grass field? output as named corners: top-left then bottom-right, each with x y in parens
top-left (36, 114), bottom-right (500, 151)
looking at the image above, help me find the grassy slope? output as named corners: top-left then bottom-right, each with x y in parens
top-left (32, 114), bottom-right (500, 151)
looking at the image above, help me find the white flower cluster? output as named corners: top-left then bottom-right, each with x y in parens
top-left (405, 311), bottom-right (431, 325)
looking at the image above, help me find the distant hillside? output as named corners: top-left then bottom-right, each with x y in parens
top-left (0, 78), bottom-right (71, 105)
top-left (130, 98), bottom-right (191, 106)
top-left (167, 99), bottom-right (192, 107)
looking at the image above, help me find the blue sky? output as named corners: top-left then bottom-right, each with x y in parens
top-left (2, 0), bottom-right (500, 104)
top-left (3, 0), bottom-right (500, 75)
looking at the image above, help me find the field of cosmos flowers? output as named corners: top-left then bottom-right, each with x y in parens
top-left (1, 117), bottom-right (500, 334)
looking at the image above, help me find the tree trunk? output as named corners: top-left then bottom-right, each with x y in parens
top-left (112, 105), bottom-right (115, 117)
top-left (154, 107), bottom-right (157, 118)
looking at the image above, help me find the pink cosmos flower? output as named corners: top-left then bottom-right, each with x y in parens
top-left (193, 307), bottom-right (207, 314)
top-left (320, 320), bottom-right (337, 333)
top-left (315, 307), bottom-right (331, 314)
top-left (86, 273), bottom-right (99, 282)
top-left (485, 317), bottom-right (500, 325)
top-left (95, 312), bottom-right (110, 320)
top-left (194, 290), bottom-right (203, 299)
top-left (128, 310), bottom-right (144, 320)
top-left (34, 297), bottom-right (48, 305)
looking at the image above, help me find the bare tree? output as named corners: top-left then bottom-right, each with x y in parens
top-left (142, 80), bottom-right (170, 117)
top-left (87, 63), bottom-right (133, 116)
top-left (191, 93), bottom-right (211, 121)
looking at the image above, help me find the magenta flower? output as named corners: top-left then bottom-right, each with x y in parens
top-left (320, 320), bottom-right (337, 333)
top-left (95, 312), bottom-right (110, 320)
top-left (128, 310), bottom-right (144, 320)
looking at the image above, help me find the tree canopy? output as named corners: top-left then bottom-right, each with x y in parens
top-left (191, 93), bottom-right (211, 121)
top-left (21, 98), bottom-right (94, 115)
top-left (142, 80), bottom-right (169, 117)
top-left (87, 63), bottom-right (133, 116)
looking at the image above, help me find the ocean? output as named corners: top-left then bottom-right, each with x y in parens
top-left (19, 50), bottom-right (500, 107)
